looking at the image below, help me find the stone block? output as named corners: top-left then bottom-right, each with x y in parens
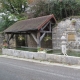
top-left (46, 54), bottom-right (56, 62)
top-left (65, 56), bottom-right (78, 65)
top-left (13, 50), bottom-right (20, 57)
top-left (23, 51), bottom-right (29, 59)
top-left (34, 52), bottom-right (46, 61)
top-left (28, 52), bottom-right (34, 59)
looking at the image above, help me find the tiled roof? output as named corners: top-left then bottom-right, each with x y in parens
top-left (4, 14), bottom-right (56, 33)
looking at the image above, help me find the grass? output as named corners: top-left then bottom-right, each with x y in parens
top-left (46, 49), bottom-right (80, 57)
top-left (16, 47), bottom-right (62, 54)
top-left (46, 49), bottom-right (62, 55)
top-left (13, 47), bottom-right (80, 57)
top-left (67, 50), bottom-right (80, 57)
top-left (16, 47), bottom-right (37, 52)
top-left (15, 47), bottom-right (62, 54)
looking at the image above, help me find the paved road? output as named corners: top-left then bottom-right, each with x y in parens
top-left (0, 57), bottom-right (80, 80)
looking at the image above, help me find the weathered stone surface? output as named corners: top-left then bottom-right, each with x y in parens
top-left (22, 51), bottom-right (29, 59)
top-left (28, 52), bottom-right (34, 59)
top-left (52, 18), bottom-right (80, 49)
top-left (2, 48), bottom-right (80, 65)
top-left (46, 54), bottom-right (63, 63)
top-left (34, 52), bottom-right (46, 61)
top-left (65, 56), bottom-right (79, 65)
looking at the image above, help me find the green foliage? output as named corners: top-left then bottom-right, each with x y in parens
top-left (33, 0), bottom-right (80, 20)
top-left (37, 47), bottom-right (44, 51)
top-left (0, 13), bottom-right (27, 32)
top-left (16, 47), bottom-right (37, 52)
top-left (0, 0), bottom-right (28, 32)
top-left (33, 1), bottom-right (49, 17)
top-left (71, 20), bottom-right (76, 25)
top-left (0, 12), bottom-right (17, 32)
top-left (44, 35), bottom-right (51, 41)
top-left (0, 0), bottom-right (28, 14)
top-left (67, 50), bottom-right (80, 57)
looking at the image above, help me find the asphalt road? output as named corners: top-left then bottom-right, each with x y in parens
top-left (0, 57), bottom-right (80, 80)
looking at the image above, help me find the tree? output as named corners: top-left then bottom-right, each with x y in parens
top-left (33, 0), bottom-right (80, 20)
top-left (0, 0), bottom-right (28, 14)
top-left (0, 0), bottom-right (28, 32)
top-left (33, 0), bottom-right (50, 17)
top-left (0, 12), bottom-right (18, 32)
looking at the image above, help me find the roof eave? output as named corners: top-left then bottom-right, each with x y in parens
top-left (38, 14), bottom-right (57, 30)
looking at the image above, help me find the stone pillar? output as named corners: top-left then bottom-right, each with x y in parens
top-left (61, 35), bottom-right (67, 55)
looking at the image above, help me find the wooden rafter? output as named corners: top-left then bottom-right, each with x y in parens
top-left (40, 21), bottom-right (52, 33)
top-left (41, 21), bottom-right (50, 31)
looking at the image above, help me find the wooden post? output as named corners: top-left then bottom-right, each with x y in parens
top-left (49, 22), bottom-right (52, 31)
top-left (37, 31), bottom-right (41, 47)
top-left (25, 34), bottom-right (28, 46)
top-left (7, 34), bottom-right (10, 48)
top-left (13, 34), bottom-right (16, 48)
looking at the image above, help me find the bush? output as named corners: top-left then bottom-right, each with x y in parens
top-left (33, 0), bottom-right (80, 20)
top-left (0, 12), bottom-right (17, 32)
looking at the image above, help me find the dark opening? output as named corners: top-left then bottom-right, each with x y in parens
top-left (16, 34), bottom-right (26, 47)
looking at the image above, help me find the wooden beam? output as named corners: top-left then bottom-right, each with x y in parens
top-left (31, 33), bottom-right (38, 44)
top-left (7, 34), bottom-right (10, 48)
top-left (49, 22), bottom-right (52, 31)
top-left (40, 33), bottom-right (46, 41)
top-left (40, 31), bottom-right (52, 33)
top-left (25, 34), bottom-right (28, 46)
top-left (40, 21), bottom-right (52, 33)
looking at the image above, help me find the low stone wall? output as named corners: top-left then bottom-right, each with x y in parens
top-left (2, 48), bottom-right (80, 65)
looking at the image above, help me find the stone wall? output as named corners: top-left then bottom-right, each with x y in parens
top-left (52, 17), bottom-right (80, 49)
top-left (0, 33), bottom-right (4, 49)
top-left (2, 48), bottom-right (80, 65)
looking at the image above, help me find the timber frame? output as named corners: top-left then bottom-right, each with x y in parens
top-left (30, 21), bottom-right (52, 47)
top-left (6, 21), bottom-right (54, 48)
top-left (4, 14), bottom-right (56, 49)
